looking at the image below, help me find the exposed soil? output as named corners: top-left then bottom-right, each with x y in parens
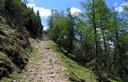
top-left (22, 39), bottom-right (69, 82)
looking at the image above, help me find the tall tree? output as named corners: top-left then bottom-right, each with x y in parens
top-left (66, 8), bottom-right (76, 53)
top-left (81, 0), bottom-right (113, 81)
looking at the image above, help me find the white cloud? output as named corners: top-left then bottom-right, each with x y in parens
top-left (115, 2), bottom-right (128, 12)
top-left (26, 3), bottom-right (35, 7)
top-left (26, 3), bottom-right (51, 17)
top-left (115, 6), bottom-right (123, 12)
top-left (43, 26), bottom-right (48, 30)
top-left (70, 7), bottom-right (81, 16)
top-left (33, 7), bottom-right (51, 17)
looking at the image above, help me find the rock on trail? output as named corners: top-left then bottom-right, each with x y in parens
top-left (22, 39), bottom-right (69, 82)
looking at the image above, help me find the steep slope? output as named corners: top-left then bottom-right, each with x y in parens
top-left (0, 0), bottom-right (43, 80)
top-left (48, 41), bottom-right (97, 82)
top-left (1, 39), bottom-right (98, 82)
top-left (49, 40), bottom-right (122, 82)
top-left (0, 16), bottom-right (30, 79)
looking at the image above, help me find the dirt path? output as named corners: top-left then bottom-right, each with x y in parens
top-left (22, 39), bottom-right (69, 82)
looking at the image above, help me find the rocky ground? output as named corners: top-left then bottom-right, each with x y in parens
top-left (21, 39), bottom-right (69, 82)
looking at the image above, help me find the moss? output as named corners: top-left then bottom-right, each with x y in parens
top-left (0, 16), bottom-right (6, 23)
top-left (0, 52), bottom-right (12, 64)
top-left (0, 23), bottom-right (16, 37)
top-left (0, 52), bottom-right (14, 79)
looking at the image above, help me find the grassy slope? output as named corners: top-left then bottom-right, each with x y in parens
top-left (1, 39), bottom-right (120, 82)
top-left (48, 40), bottom-right (97, 82)
top-left (48, 40), bottom-right (121, 82)
top-left (0, 16), bottom-right (31, 81)
top-left (2, 40), bottom-right (96, 82)
top-left (0, 39), bottom-right (41, 82)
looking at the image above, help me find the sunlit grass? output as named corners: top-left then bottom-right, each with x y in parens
top-left (48, 40), bottom-right (97, 82)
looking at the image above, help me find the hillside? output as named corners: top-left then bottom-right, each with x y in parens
top-left (1, 39), bottom-right (97, 82)
top-left (0, 0), bottom-right (43, 80)
top-left (0, 0), bottom-right (128, 82)
top-left (0, 15), bottom-right (29, 78)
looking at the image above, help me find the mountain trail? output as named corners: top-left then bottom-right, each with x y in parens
top-left (22, 39), bottom-right (69, 82)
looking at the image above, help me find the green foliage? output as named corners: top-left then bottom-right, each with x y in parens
top-left (0, 0), bottom-right (43, 80)
top-left (47, 9), bottom-right (76, 53)
top-left (48, 41), bottom-right (97, 82)
top-left (47, 0), bottom-right (128, 81)
top-left (1, 0), bottom-right (43, 38)
top-left (48, 10), bottom-right (67, 43)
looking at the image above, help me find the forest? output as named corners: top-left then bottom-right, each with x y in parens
top-left (0, 0), bottom-right (128, 82)
top-left (47, 0), bottom-right (128, 81)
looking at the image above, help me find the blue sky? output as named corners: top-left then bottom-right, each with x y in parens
top-left (27, 0), bottom-right (124, 30)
